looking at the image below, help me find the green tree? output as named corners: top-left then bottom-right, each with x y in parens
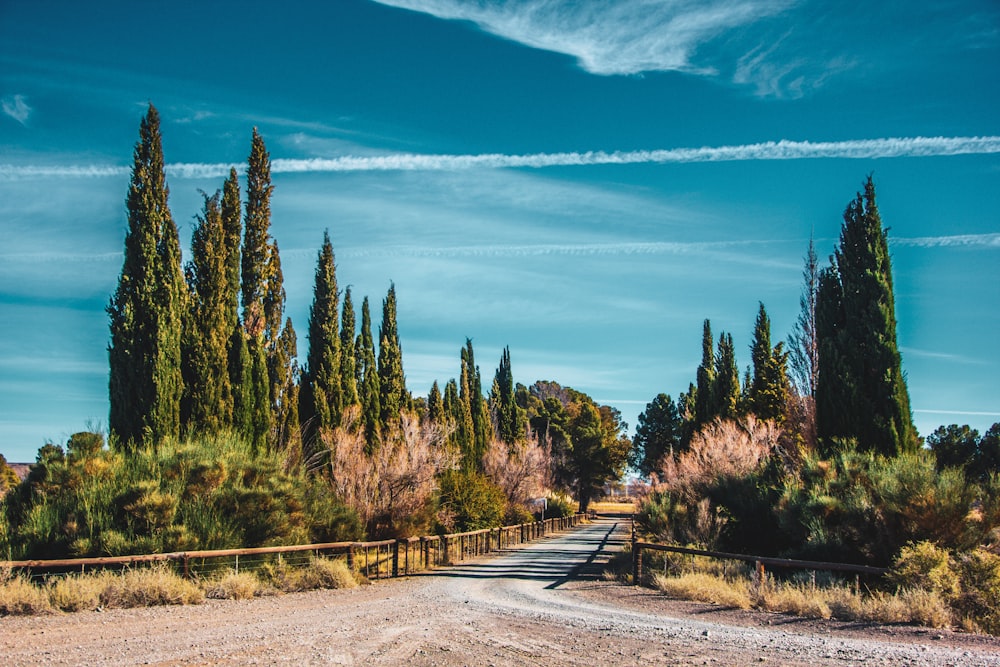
top-left (181, 191), bottom-right (234, 436)
top-left (300, 231), bottom-right (342, 448)
top-left (377, 284), bottom-right (406, 431)
top-left (787, 235), bottom-right (819, 399)
top-left (108, 104), bottom-right (186, 450)
top-left (339, 287), bottom-right (358, 408)
top-left (490, 346), bottom-right (523, 445)
top-left (461, 339), bottom-right (491, 467)
top-left (357, 297), bottom-right (381, 450)
top-left (632, 393), bottom-right (682, 478)
top-left (270, 318), bottom-right (301, 461)
top-left (747, 303), bottom-right (789, 423)
top-left (427, 381), bottom-right (445, 424)
top-left (816, 176), bottom-right (917, 456)
top-left (713, 332), bottom-right (740, 420)
top-left (927, 424), bottom-right (980, 472)
top-left (693, 319), bottom-right (716, 429)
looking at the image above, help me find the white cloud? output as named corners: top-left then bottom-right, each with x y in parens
top-left (9, 135), bottom-right (996, 181)
top-left (892, 233), bottom-right (1000, 249)
top-left (2, 94), bottom-right (33, 124)
top-left (372, 0), bottom-right (794, 76)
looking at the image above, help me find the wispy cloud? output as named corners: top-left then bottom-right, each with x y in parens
top-left (372, 0), bottom-right (794, 76)
top-left (2, 94), bottom-right (32, 125)
top-left (4, 136), bottom-right (998, 180)
top-left (893, 233), bottom-right (1000, 249)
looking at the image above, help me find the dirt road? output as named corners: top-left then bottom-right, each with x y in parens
top-left (3, 517), bottom-right (998, 665)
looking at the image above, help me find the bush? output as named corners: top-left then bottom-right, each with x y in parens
top-left (204, 571), bottom-right (267, 600)
top-left (652, 572), bottom-right (752, 609)
top-left (954, 548), bottom-right (1000, 634)
top-left (436, 470), bottom-right (507, 533)
top-left (888, 540), bottom-right (958, 598)
top-left (97, 566), bottom-right (203, 607)
top-left (2, 432), bottom-right (362, 560)
top-left (0, 575), bottom-right (51, 615)
top-left (543, 491), bottom-right (576, 519)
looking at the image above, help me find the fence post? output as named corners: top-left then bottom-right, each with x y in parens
top-left (392, 540), bottom-right (400, 578)
top-left (632, 539), bottom-right (642, 586)
top-left (442, 536), bottom-right (449, 565)
top-left (347, 544), bottom-right (355, 571)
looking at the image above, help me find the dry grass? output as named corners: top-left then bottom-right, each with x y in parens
top-left (47, 575), bottom-right (104, 612)
top-left (589, 501), bottom-right (637, 514)
top-left (97, 566), bottom-right (204, 608)
top-left (204, 571), bottom-right (269, 600)
top-left (652, 572), bottom-right (752, 609)
top-left (0, 575), bottom-right (52, 615)
top-left (651, 567), bottom-right (955, 629)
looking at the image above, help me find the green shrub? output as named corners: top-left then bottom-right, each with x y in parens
top-left (436, 470), bottom-right (507, 533)
top-left (888, 540), bottom-right (958, 598)
top-left (543, 491), bottom-right (576, 519)
top-left (954, 548), bottom-right (1000, 634)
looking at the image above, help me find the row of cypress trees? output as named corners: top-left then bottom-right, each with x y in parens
top-left (106, 105), bottom-right (398, 458)
top-left (106, 105), bottom-right (508, 468)
top-left (633, 175), bottom-right (917, 477)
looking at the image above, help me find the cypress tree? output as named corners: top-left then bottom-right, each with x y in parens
top-left (377, 284), bottom-right (406, 430)
top-left (816, 176), bottom-right (917, 455)
top-left (339, 287), bottom-right (358, 408)
top-left (461, 339), bottom-right (491, 463)
top-left (301, 231), bottom-right (342, 445)
top-left (272, 317), bottom-right (301, 462)
top-left (693, 319), bottom-right (716, 429)
top-left (632, 393), bottom-right (682, 478)
top-left (455, 359), bottom-right (477, 468)
top-left (357, 297), bottom-right (381, 449)
top-left (181, 191), bottom-right (233, 435)
top-left (491, 346), bottom-right (521, 444)
top-left (108, 104), bottom-right (185, 450)
top-left (788, 235), bottom-right (820, 399)
top-left (221, 167), bottom-right (242, 327)
top-left (241, 128), bottom-right (272, 340)
top-left (246, 334), bottom-right (271, 453)
top-left (428, 380), bottom-right (444, 424)
top-left (229, 320), bottom-right (253, 435)
top-left (713, 332), bottom-right (740, 420)
top-left (748, 303), bottom-right (789, 422)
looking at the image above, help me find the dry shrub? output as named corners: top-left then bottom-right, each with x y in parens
top-left (481, 432), bottom-right (551, 507)
top-left (47, 575), bottom-right (103, 612)
top-left (652, 572), bottom-right (752, 609)
top-left (662, 416), bottom-right (780, 493)
top-left (758, 583), bottom-right (832, 619)
top-left (98, 566), bottom-right (203, 608)
top-left (0, 575), bottom-right (52, 615)
top-left (293, 557), bottom-right (357, 592)
top-left (204, 571), bottom-right (267, 600)
top-left (325, 408), bottom-right (457, 537)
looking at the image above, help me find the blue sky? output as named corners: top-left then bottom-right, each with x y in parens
top-left (1, 0), bottom-right (998, 462)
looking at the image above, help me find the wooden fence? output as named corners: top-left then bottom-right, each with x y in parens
top-left (631, 539), bottom-right (889, 587)
top-left (2, 514), bottom-right (587, 582)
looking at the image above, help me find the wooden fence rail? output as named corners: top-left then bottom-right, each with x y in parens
top-left (632, 539), bottom-right (889, 587)
top-left (1, 513), bottom-right (588, 581)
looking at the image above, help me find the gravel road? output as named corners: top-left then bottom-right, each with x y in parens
top-left (3, 517), bottom-right (999, 666)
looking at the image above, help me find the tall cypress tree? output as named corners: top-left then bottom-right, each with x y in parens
top-left (428, 380), bottom-right (444, 424)
top-left (693, 319), bottom-right (716, 429)
top-left (748, 303), bottom-right (789, 422)
top-left (339, 287), bottom-right (358, 408)
top-left (377, 284), bottom-right (406, 431)
top-left (181, 191), bottom-right (233, 435)
top-left (788, 235), bottom-right (820, 399)
top-left (816, 176), bottom-right (917, 455)
top-left (491, 346), bottom-right (522, 444)
top-left (272, 317), bottom-right (301, 462)
top-left (357, 297), bottom-right (381, 449)
top-left (300, 231), bottom-right (342, 445)
top-left (713, 332), bottom-right (740, 420)
top-left (461, 339), bottom-right (491, 466)
top-left (108, 104), bottom-right (185, 450)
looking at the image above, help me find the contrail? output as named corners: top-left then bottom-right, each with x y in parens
top-left (2, 136), bottom-right (998, 180)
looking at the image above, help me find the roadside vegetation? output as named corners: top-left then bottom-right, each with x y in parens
top-left (0, 556), bottom-right (358, 615)
top-left (629, 177), bottom-right (1000, 634)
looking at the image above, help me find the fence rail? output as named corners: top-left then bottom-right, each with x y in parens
top-left (631, 539), bottom-right (889, 587)
top-left (2, 514), bottom-right (587, 582)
